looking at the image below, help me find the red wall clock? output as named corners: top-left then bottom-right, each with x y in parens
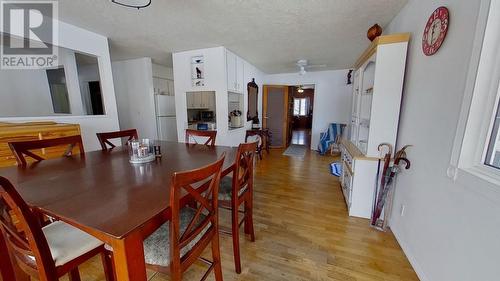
top-left (422, 6), bottom-right (450, 56)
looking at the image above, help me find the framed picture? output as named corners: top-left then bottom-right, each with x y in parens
top-left (191, 55), bottom-right (205, 86)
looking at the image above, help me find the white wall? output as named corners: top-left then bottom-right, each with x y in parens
top-left (112, 58), bottom-right (157, 139)
top-left (152, 63), bottom-right (174, 79)
top-left (226, 58), bottom-right (266, 145)
top-left (263, 70), bottom-right (352, 150)
top-left (384, 1), bottom-right (500, 281)
top-left (0, 48), bottom-right (89, 117)
top-left (173, 47), bottom-right (226, 143)
top-left (77, 63), bottom-right (100, 115)
top-left (0, 20), bottom-right (120, 151)
top-left (173, 47), bottom-right (266, 147)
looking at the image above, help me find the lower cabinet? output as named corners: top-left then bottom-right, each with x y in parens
top-left (340, 139), bottom-right (379, 219)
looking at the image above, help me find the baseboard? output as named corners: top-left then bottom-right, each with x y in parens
top-left (390, 223), bottom-right (430, 281)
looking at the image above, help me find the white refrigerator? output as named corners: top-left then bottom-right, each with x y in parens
top-left (155, 94), bottom-right (178, 141)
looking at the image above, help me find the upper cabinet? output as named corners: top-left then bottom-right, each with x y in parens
top-left (153, 77), bottom-right (174, 96)
top-left (186, 91), bottom-right (215, 109)
top-left (226, 50), bottom-right (244, 93)
top-left (348, 33), bottom-right (410, 157)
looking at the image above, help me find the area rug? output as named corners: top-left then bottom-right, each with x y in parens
top-left (283, 145), bottom-right (307, 158)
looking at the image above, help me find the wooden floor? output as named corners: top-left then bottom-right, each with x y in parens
top-left (291, 129), bottom-right (311, 147)
top-left (53, 149), bottom-right (418, 281)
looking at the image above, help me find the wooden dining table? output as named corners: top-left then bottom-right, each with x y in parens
top-left (0, 141), bottom-right (237, 281)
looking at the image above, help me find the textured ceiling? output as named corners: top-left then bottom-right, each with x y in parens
top-left (57, 0), bottom-right (408, 73)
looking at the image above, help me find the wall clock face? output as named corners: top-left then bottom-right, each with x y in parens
top-left (422, 7), bottom-right (449, 56)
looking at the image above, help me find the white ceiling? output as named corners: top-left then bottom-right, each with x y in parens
top-left (57, 0), bottom-right (408, 73)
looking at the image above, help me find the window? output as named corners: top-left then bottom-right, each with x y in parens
top-left (485, 99), bottom-right (500, 168)
top-left (294, 98), bottom-right (308, 116)
top-left (46, 68), bottom-right (71, 114)
top-left (449, 0), bottom-right (500, 186)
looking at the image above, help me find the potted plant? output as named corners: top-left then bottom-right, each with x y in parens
top-left (230, 110), bottom-right (242, 128)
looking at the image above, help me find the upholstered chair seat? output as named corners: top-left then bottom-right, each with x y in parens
top-left (143, 207), bottom-right (210, 267)
top-left (40, 221), bottom-right (104, 266)
top-left (217, 177), bottom-right (247, 201)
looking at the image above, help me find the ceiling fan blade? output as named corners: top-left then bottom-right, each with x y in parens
top-left (305, 64), bottom-right (327, 69)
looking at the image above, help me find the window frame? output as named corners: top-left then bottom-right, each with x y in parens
top-left (293, 98), bottom-right (308, 117)
top-left (449, 0), bottom-right (500, 190)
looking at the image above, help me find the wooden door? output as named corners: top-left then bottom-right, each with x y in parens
top-left (263, 85), bottom-right (289, 148)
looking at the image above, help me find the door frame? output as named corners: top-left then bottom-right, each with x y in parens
top-left (263, 85), bottom-right (289, 148)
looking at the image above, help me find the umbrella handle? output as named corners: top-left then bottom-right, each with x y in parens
top-left (395, 157), bottom-right (411, 169)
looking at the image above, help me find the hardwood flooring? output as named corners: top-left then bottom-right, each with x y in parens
top-left (291, 129), bottom-right (311, 147)
top-left (41, 149), bottom-right (418, 281)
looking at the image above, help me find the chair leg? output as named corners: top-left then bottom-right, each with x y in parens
top-left (244, 198), bottom-right (256, 242)
top-left (101, 250), bottom-right (115, 281)
top-left (231, 205), bottom-right (242, 274)
top-left (170, 264), bottom-right (182, 281)
top-left (68, 268), bottom-right (81, 281)
top-left (211, 233), bottom-right (223, 281)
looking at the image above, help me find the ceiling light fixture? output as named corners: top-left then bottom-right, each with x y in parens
top-left (111, 0), bottom-right (151, 9)
top-left (298, 86), bottom-right (304, 93)
top-left (299, 66), bottom-right (307, 76)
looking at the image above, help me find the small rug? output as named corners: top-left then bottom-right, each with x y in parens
top-left (283, 145), bottom-right (307, 158)
top-left (330, 162), bottom-right (342, 177)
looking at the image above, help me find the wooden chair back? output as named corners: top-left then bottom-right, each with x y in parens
top-left (96, 129), bottom-right (138, 150)
top-left (232, 142), bottom-right (258, 198)
top-left (8, 135), bottom-right (84, 166)
top-left (169, 154), bottom-right (225, 276)
top-left (245, 131), bottom-right (262, 145)
top-left (0, 176), bottom-right (59, 281)
top-left (185, 129), bottom-right (216, 146)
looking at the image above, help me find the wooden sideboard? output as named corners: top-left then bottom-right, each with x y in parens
top-left (0, 121), bottom-right (81, 167)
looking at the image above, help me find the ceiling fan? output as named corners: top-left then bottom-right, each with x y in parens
top-left (296, 59), bottom-right (327, 75)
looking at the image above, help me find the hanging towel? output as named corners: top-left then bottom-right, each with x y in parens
top-left (318, 123), bottom-right (344, 155)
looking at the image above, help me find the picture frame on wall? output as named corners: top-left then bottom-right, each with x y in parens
top-left (191, 55), bottom-right (205, 86)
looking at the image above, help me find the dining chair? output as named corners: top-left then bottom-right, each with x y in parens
top-left (185, 129), bottom-right (217, 146)
top-left (143, 154), bottom-right (225, 281)
top-left (8, 135), bottom-right (85, 167)
top-left (96, 129), bottom-right (138, 150)
top-left (0, 176), bottom-right (114, 281)
top-left (218, 142), bottom-right (258, 274)
top-left (245, 130), bottom-right (263, 160)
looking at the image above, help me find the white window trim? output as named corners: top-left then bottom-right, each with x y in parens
top-left (448, 0), bottom-right (500, 196)
top-left (293, 97), bottom-right (308, 117)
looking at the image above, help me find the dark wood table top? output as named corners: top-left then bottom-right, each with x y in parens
top-left (0, 141), bottom-right (236, 239)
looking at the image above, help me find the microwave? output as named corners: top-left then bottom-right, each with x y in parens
top-left (200, 111), bottom-right (214, 121)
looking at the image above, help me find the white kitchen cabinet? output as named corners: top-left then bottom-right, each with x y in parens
top-left (153, 77), bottom-right (174, 96)
top-left (186, 92), bottom-right (194, 108)
top-left (226, 50), bottom-right (244, 93)
top-left (187, 91), bottom-right (215, 109)
top-left (167, 80), bottom-right (175, 96)
top-left (201, 92), bottom-right (214, 109)
top-left (189, 92), bottom-right (202, 109)
top-left (236, 56), bottom-right (244, 92)
top-left (186, 92), bottom-right (202, 109)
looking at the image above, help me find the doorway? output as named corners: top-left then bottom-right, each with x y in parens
top-left (262, 85), bottom-right (314, 149)
top-left (263, 85), bottom-right (289, 148)
top-left (290, 85), bottom-right (314, 147)
top-left (88, 81), bottom-right (104, 115)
